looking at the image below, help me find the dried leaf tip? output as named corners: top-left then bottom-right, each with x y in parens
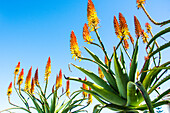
top-left (83, 23), bottom-right (93, 44)
top-left (87, 0), bottom-right (99, 31)
top-left (70, 31), bottom-right (81, 61)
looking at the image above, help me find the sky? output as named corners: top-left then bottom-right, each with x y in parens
top-left (0, 0), bottom-right (170, 113)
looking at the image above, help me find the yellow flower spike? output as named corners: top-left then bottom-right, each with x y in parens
top-left (124, 39), bottom-right (129, 49)
top-left (83, 23), bottom-right (93, 44)
top-left (141, 30), bottom-right (149, 43)
top-left (88, 87), bottom-right (92, 104)
top-left (17, 68), bottom-right (24, 92)
top-left (104, 56), bottom-right (109, 66)
top-left (24, 66), bottom-right (32, 92)
top-left (58, 69), bottom-right (62, 88)
top-left (82, 76), bottom-right (88, 98)
top-left (134, 16), bottom-right (142, 38)
top-left (70, 30), bottom-right (81, 61)
top-left (119, 13), bottom-right (130, 39)
top-left (129, 33), bottom-right (134, 45)
top-left (87, 0), bottom-right (99, 31)
top-left (66, 80), bottom-right (70, 97)
top-left (98, 67), bottom-right (104, 79)
top-left (7, 82), bottom-right (12, 96)
top-left (34, 68), bottom-right (39, 86)
top-left (136, 0), bottom-right (146, 9)
top-left (45, 57), bottom-right (51, 81)
top-left (145, 22), bottom-right (152, 33)
top-left (30, 78), bottom-right (35, 94)
top-left (113, 16), bottom-right (121, 39)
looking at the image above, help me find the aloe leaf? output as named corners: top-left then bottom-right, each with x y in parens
top-left (148, 74), bottom-right (170, 94)
top-left (84, 47), bottom-right (118, 90)
top-left (120, 48), bottom-right (127, 73)
top-left (142, 61), bottom-right (170, 90)
top-left (114, 49), bottom-right (129, 99)
top-left (23, 91), bottom-right (43, 113)
top-left (129, 39), bottom-right (138, 82)
top-left (127, 81), bottom-right (137, 106)
top-left (71, 63), bottom-right (114, 92)
top-left (149, 41), bottom-right (170, 57)
top-left (66, 76), bottom-right (126, 106)
top-left (0, 107), bottom-right (32, 113)
top-left (147, 27), bottom-right (170, 48)
top-left (93, 104), bottom-right (103, 113)
top-left (152, 88), bottom-right (170, 103)
top-left (135, 81), bottom-right (154, 113)
top-left (50, 91), bottom-right (57, 113)
top-left (140, 42), bottom-right (155, 83)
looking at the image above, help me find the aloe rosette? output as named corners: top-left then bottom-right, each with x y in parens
top-left (67, 0), bottom-right (170, 112)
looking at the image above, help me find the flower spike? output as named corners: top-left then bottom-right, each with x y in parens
top-left (145, 22), bottom-right (152, 33)
top-left (141, 30), bottom-right (149, 43)
top-left (30, 78), bottom-right (35, 94)
top-left (88, 87), bottom-right (92, 104)
top-left (34, 68), bottom-right (39, 86)
top-left (17, 68), bottom-right (24, 92)
top-left (82, 77), bottom-right (88, 98)
top-left (45, 57), bottom-right (51, 81)
top-left (137, 0), bottom-right (146, 9)
top-left (134, 16), bottom-right (142, 38)
top-left (98, 67), bottom-right (104, 79)
top-left (119, 13), bottom-right (129, 39)
top-left (113, 16), bottom-right (121, 39)
top-left (58, 69), bottom-right (62, 88)
top-left (70, 31), bottom-right (81, 61)
top-left (83, 23), bottom-right (93, 43)
top-left (14, 62), bottom-right (20, 75)
top-left (56, 74), bottom-right (59, 90)
top-left (104, 56), bottom-right (109, 66)
top-left (124, 39), bottom-right (129, 49)
top-left (129, 33), bottom-right (134, 45)
top-left (66, 80), bottom-right (70, 97)
top-left (7, 82), bottom-right (12, 96)
top-left (87, 0), bottom-right (99, 31)
top-left (24, 66), bottom-right (32, 92)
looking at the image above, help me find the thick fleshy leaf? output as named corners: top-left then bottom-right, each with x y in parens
top-left (129, 39), bottom-right (138, 82)
top-left (120, 48), bottom-right (127, 73)
top-left (114, 49), bottom-right (129, 99)
top-left (147, 27), bottom-right (170, 48)
top-left (66, 76), bottom-right (126, 106)
top-left (71, 63), bottom-right (114, 92)
top-left (135, 81), bottom-right (154, 113)
top-left (50, 91), bottom-right (57, 113)
top-left (127, 81), bottom-right (137, 106)
top-left (93, 104), bottom-right (103, 113)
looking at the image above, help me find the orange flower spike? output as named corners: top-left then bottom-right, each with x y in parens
top-left (17, 68), bottom-right (24, 85)
top-left (34, 68), bottom-right (39, 86)
top-left (134, 16), bottom-right (142, 38)
top-left (137, 0), bottom-right (146, 9)
top-left (66, 80), bottom-right (70, 97)
top-left (113, 16), bottom-right (121, 39)
top-left (124, 39), bottom-right (129, 49)
top-left (83, 23), bottom-right (93, 44)
top-left (70, 31), bottom-right (81, 61)
top-left (45, 57), bottom-right (51, 81)
top-left (141, 30), bottom-right (149, 43)
top-left (88, 87), bottom-right (92, 104)
top-left (87, 0), bottom-right (99, 31)
top-left (30, 78), bottom-right (35, 94)
top-left (24, 66), bottom-right (32, 92)
top-left (14, 62), bottom-right (20, 75)
top-left (129, 33), bottom-right (134, 45)
top-left (98, 67), bottom-right (104, 79)
top-left (145, 22), bottom-right (152, 33)
top-left (7, 82), bottom-right (12, 96)
top-left (104, 56), bottom-right (109, 66)
top-left (56, 74), bottom-right (59, 90)
top-left (52, 85), bottom-right (55, 93)
top-left (82, 77), bottom-right (88, 98)
top-left (119, 13), bottom-right (129, 39)
top-left (58, 69), bottom-right (62, 88)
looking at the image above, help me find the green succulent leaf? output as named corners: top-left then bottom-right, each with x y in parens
top-left (127, 81), bottom-right (137, 106)
top-left (50, 91), bottom-right (57, 113)
top-left (93, 104), bottom-right (103, 113)
top-left (120, 48), bottom-right (127, 73)
top-left (129, 39), bottom-right (138, 82)
top-left (114, 49), bottom-right (129, 99)
top-left (147, 27), bottom-right (170, 48)
top-left (66, 76), bottom-right (126, 106)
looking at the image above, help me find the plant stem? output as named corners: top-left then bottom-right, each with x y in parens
top-left (141, 4), bottom-right (170, 26)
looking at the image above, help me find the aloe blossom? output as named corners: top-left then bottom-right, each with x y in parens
top-left (7, 82), bottom-right (12, 96)
top-left (24, 67), bottom-right (32, 92)
top-left (45, 57), bottom-right (51, 81)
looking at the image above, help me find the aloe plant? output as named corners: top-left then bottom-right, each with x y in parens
top-left (67, 0), bottom-right (170, 112)
top-left (1, 57), bottom-right (90, 113)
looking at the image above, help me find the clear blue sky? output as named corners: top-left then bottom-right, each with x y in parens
top-left (0, 0), bottom-right (169, 113)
